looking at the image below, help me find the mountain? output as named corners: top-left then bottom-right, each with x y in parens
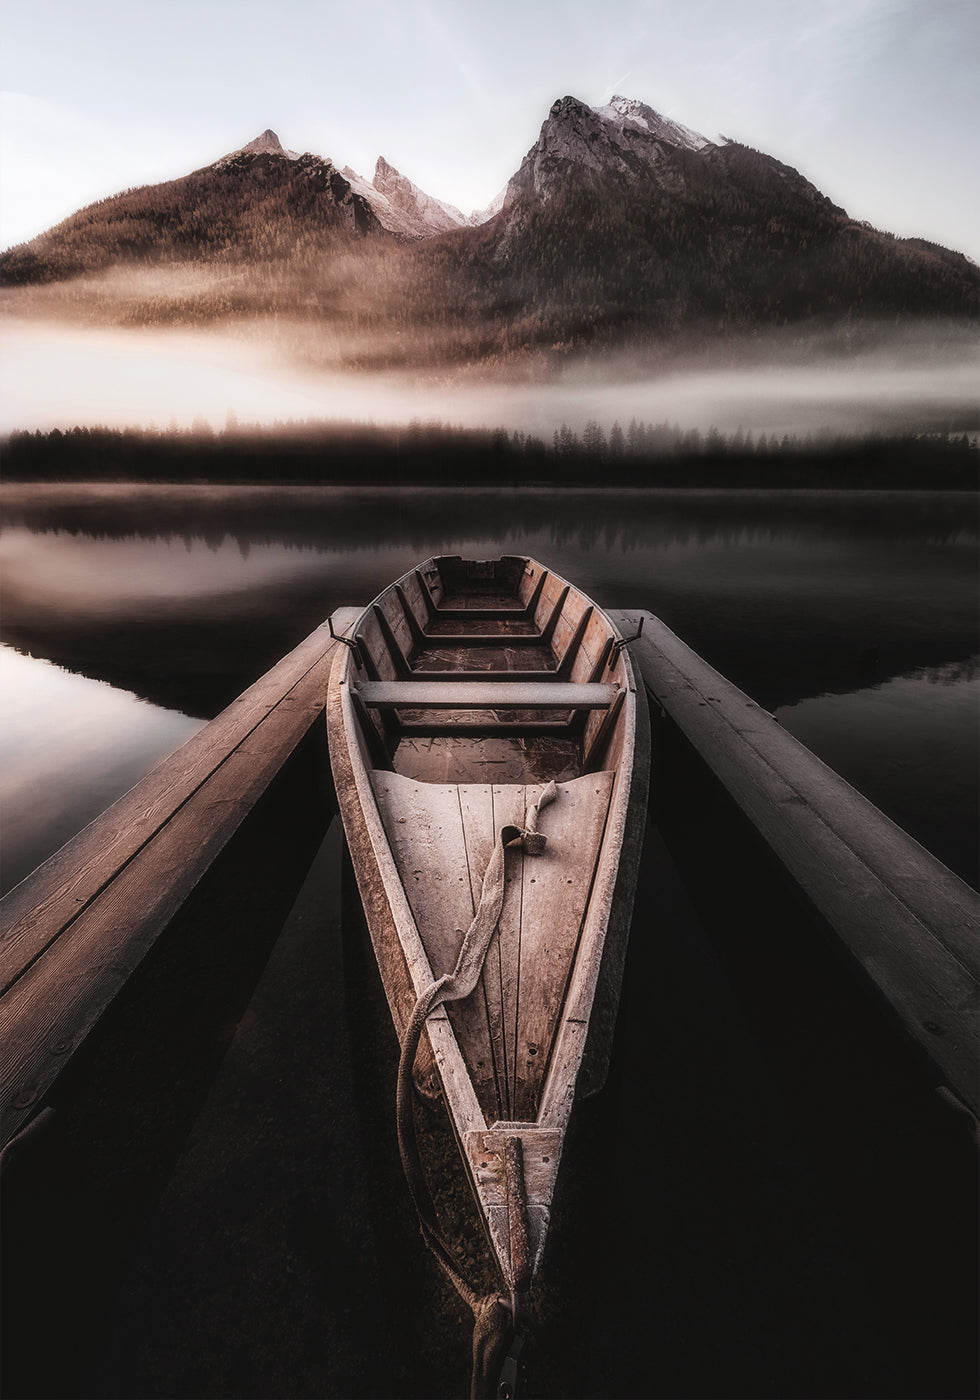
top-left (505, 93), bottom-right (717, 202)
top-left (470, 94), bottom-right (978, 347)
top-left (2, 98), bottom-right (976, 368)
top-left (215, 128), bottom-right (302, 164)
top-left (340, 155), bottom-right (496, 239)
top-left (0, 130), bottom-right (390, 287)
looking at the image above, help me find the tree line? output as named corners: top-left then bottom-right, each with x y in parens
top-left (2, 419), bottom-right (975, 489)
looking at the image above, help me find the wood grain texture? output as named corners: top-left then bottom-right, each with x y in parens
top-left (514, 775), bottom-right (613, 1119)
top-left (370, 773), bottom-right (614, 1124)
top-left (489, 785), bottom-right (528, 1123)
top-left (458, 784), bottom-right (514, 1120)
top-left (0, 610), bottom-right (358, 991)
top-left (615, 608), bottom-right (980, 1115)
top-left (0, 609), bottom-right (361, 1146)
top-left (371, 774), bottom-right (501, 1115)
top-left (355, 681), bottom-right (618, 710)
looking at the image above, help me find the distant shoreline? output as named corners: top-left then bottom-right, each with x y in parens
top-left (2, 423), bottom-right (977, 491)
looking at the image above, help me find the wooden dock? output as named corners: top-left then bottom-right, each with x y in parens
top-left (609, 608), bottom-right (979, 1118)
top-left (3, 604), bottom-right (977, 1146)
top-left (0, 609), bottom-right (359, 1150)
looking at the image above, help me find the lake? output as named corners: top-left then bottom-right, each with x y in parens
top-left (2, 483), bottom-right (977, 893)
top-left (2, 481), bottom-right (978, 1398)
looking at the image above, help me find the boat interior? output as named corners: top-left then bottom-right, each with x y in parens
top-left (343, 554), bottom-right (633, 787)
top-left (338, 556), bottom-right (639, 1125)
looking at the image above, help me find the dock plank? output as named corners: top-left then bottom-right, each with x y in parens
top-left (0, 609), bottom-right (360, 1145)
top-left (616, 610), bottom-right (980, 1115)
top-left (0, 610), bottom-right (361, 994)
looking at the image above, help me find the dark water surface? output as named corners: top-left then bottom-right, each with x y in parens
top-left (2, 483), bottom-right (977, 890)
top-left (2, 484), bottom-right (978, 1400)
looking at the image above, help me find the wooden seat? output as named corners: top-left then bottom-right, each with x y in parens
top-left (353, 682), bottom-right (619, 711)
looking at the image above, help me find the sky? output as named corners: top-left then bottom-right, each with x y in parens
top-left (1, 0), bottom-right (979, 261)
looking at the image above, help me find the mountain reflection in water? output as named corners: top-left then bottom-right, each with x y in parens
top-left (0, 484), bottom-right (976, 890)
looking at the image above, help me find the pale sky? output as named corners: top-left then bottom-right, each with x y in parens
top-left (1, 0), bottom-right (978, 261)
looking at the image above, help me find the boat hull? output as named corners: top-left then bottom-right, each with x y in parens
top-left (326, 555), bottom-right (649, 1290)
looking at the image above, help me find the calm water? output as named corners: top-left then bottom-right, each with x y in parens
top-left (2, 482), bottom-right (978, 1400)
top-left (2, 483), bottom-right (976, 893)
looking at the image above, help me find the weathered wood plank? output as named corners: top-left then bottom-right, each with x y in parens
top-left (464, 1128), bottom-right (563, 1206)
top-left (458, 784), bottom-right (510, 1120)
top-left (616, 609), bottom-right (980, 1115)
top-left (0, 608), bottom-right (360, 1145)
top-left (488, 785), bottom-right (528, 1122)
top-left (355, 682), bottom-right (618, 710)
top-left (514, 775), bottom-right (614, 1119)
top-left (371, 775), bottom-right (475, 980)
top-left (371, 774), bottom-right (501, 1117)
top-left (403, 670), bottom-right (557, 684)
top-left (0, 609), bottom-right (361, 993)
top-left (424, 567), bottom-right (546, 622)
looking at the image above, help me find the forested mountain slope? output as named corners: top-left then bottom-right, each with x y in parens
top-left (2, 95), bottom-right (976, 371)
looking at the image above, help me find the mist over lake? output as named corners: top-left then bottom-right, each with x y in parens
top-left (2, 316), bottom-right (977, 440)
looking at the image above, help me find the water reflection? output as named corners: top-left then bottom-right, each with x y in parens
top-left (0, 647), bottom-right (203, 895)
top-left (776, 657), bottom-right (979, 887)
top-left (0, 483), bottom-right (976, 890)
top-left (2, 486), bottom-right (975, 714)
top-left (2, 483), bottom-right (975, 554)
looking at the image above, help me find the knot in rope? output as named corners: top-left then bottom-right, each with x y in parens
top-left (503, 780), bottom-right (558, 857)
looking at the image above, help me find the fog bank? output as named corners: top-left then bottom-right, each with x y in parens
top-left (1, 318), bottom-right (976, 441)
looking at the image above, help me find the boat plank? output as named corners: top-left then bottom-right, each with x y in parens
top-left (513, 775), bottom-right (614, 1120)
top-left (619, 609), bottom-right (980, 1115)
top-left (371, 774), bottom-right (501, 1115)
top-left (489, 785), bottom-right (529, 1122)
top-left (458, 784), bottom-right (510, 1118)
top-left (0, 610), bottom-right (361, 996)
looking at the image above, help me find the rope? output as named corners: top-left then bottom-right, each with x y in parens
top-left (395, 781), bottom-right (558, 1396)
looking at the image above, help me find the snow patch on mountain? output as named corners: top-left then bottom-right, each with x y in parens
top-left (594, 95), bottom-right (711, 151)
top-left (373, 156), bottom-right (473, 236)
top-left (339, 157), bottom-right (496, 239)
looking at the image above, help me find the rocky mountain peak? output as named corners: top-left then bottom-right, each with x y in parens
top-left (371, 156), bottom-right (412, 204)
top-left (215, 129), bottom-right (302, 166)
top-left (341, 156), bottom-right (472, 239)
top-left (241, 129), bottom-right (286, 156)
top-left (512, 92), bottom-right (692, 202)
top-left (595, 95), bottom-right (711, 151)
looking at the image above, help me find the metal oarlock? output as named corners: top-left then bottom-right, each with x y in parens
top-left (613, 614), bottom-right (645, 654)
top-left (328, 614), bottom-right (363, 666)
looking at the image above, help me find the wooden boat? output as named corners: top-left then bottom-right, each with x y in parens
top-left (326, 555), bottom-right (650, 1314)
